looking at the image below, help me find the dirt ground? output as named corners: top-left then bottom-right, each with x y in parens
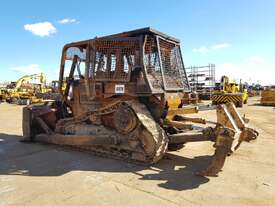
top-left (0, 97), bottom-right (275, 206)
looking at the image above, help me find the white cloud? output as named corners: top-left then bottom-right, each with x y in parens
top-left (217, 56), bottom-right (274, 86)
top-left (246, 56), bottom-right (265, 64)
top-left (10, 64), bottom-right (42, 74)
top-left (211, 43), bottom-right (230, 50)
top-left (24, 22), bottom-right (57, 37)
top-left (193, 43), bottom-right (230, 53)
top-left (57, 18), bottom-right (77, 24)
top-left (192, 47), bottom-right (209, 53)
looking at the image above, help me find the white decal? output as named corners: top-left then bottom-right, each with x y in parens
top-left (115, 85), bottom-right (125, 94)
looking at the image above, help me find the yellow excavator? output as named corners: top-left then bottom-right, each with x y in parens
top-left (6, 73), bottom-right (51, 105)
top-left (211, 76), bottom-right (248, 107)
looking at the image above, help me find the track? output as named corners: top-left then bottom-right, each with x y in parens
top-left (32, 100), bottom-right (168, 164)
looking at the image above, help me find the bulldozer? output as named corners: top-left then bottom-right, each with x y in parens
top-left (22, 28), bottom-right (258, 176)
top-left (6, 73), bottom-right (51, 105)
top-left (211, 76), bottom-right (248, 107)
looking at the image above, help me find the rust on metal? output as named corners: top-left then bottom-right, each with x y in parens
top-left (22, 28), bottom-right (259, 177)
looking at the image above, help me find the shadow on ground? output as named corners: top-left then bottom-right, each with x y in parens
top-left (0, 133), bottom-right (211, 190)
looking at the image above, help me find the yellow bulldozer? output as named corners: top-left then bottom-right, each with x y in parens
top-left (211, 76), bottom-right (248, 107)
top-left (22, 28), bottom-right (258, 176)
top-left (6, 73), bottom-right (51, 105)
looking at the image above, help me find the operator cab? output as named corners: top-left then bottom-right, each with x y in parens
top-left (58, 28), bottom-right (190, 115)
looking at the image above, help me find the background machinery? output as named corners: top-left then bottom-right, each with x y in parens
top-left (261, 86), bottom-right (275, 106)
top-left (50, 80), bottom-right (66, 94)
top-left (22, 28), bottom-right (258, 176)
top-left (0, 88), bottom-right (4, 102)
top-left (5, 73), bottom-right (51, 105)
top-left (0, 83), bottom-right (9, 102)
top-left (211, 76), bottom-right (248, 107)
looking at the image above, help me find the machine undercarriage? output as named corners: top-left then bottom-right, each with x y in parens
top-left (23, 98), bottom-right (258, 176)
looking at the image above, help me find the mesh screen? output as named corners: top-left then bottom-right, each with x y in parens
top-left (63, 35), bottom-right (189, 91)
top-left (90, 38), bottom-right (140, 81)
top-left (159, 38), bottom-right (187, 89)
top-left (144, 36), bottom-right (163, 90)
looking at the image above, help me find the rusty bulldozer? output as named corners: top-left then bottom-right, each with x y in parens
top-left (22, 28), bottom-right (258, 176)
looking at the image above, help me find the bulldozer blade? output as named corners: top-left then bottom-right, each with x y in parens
top-left (197, 127), bottom-right (234, 177)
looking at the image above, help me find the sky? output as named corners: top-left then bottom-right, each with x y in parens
top-left (0, 0), bottom-right (274, 85)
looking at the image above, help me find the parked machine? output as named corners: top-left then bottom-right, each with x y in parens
top-left (0, 85), bottom-right (6, 102)
top-left (50, 80), bottom-right (66, 93)
top-left (0, 83), bottom-right (9, 102)
top-left (261, 87), bottom-right (275, 106)
top-left (0, 88), bottom-right (4, 102)
top-left (51, 80), bottom-right (61, 93)
top-left (5, 73), bottom-right (51, 105)
top-left (211, 76), bottom-right (248, 107)
top-left (22, 28), bottom-right (258, 176)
